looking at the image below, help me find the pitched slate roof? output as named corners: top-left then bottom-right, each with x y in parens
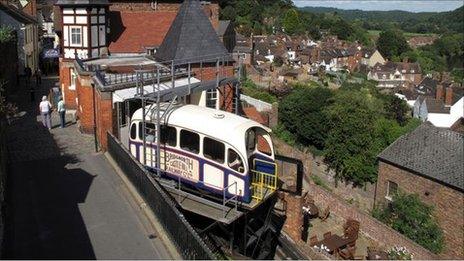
top-left (216, 20), bottom-right (231, 37)
top-left (378, 122), bottom-right (464, 191)
top-left (0, 2), bottom-right (36, 24)
top-left (154, 0), bottom-right (228, 65)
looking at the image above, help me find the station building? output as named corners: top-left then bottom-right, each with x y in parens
top-left (54, 0), bottom-right (238, 150)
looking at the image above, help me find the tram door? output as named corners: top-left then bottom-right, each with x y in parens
top-left (247, 128), bottom-right (277, 201)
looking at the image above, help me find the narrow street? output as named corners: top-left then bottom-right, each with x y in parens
top-left (3, 77), bottom-right (173, 259)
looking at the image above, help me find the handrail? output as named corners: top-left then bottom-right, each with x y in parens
top-left (171, 170), bottom-right (239, 218)
top-left (95, 70), bottom-right (107, 86)
top-left (223, 181), bottom-right (238, 213)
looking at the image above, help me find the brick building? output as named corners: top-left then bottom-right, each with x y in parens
top-left (376, 122), bottom-right (464, 258)
top-left (54, 0), bottom-right (238, 150)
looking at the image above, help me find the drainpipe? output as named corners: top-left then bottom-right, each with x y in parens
top-left (92, 83), bottom-right (98, 152)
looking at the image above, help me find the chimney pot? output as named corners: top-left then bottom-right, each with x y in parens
top-left (436, 84), bottom-right (444, 101)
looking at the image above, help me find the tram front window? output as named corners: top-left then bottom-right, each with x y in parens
top-left (246, 128), bottom-right (272, 156)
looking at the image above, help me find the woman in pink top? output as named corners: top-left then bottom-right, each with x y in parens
top-left (39, 95), bottom-right (52, 129)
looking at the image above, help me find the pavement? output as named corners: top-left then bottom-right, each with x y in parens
top-left (3, 76), bottom-right (174, 259)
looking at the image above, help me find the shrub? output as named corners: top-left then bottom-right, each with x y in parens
top-left (373, 192), bottom-right (444, 253)
top-left (0, 26), bottom-right (14, 43)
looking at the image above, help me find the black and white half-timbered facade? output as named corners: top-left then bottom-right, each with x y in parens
top-left (56, 0), bottom-right (110, 59)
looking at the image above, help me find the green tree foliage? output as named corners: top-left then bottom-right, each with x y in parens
top-left (279, 87), bottom-right (334, 150)
top-left (323, 90), bottom-right (382, 185)
top-left (0, 26), bottom-right (14, 43)
top-left (451, 68), bottom-right (464, 84)
top-left (282, 9), bottom-right (304, 35)
top-left (377, 29), bottom-right (410, 60)
top-left (329, 19), bottom-right (353, 40)
top-left (300, 6), bottom-right (463, 34)
top-left (373, 193), bottom-right (444, 253)
top-left (380, 94), bottom-right (410, 126)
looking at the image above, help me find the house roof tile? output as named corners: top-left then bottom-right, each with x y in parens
top-left (378, 122), bottom-right (464, 191)
top-left (108, 11), bottom-right (176, 53)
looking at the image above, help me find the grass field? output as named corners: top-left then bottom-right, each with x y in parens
top-left (367, 30), bottom-right (437, 39)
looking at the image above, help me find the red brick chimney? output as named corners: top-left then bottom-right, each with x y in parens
top-left (436, 84), bottom-right (444, 101)
top-left (445, 87), bottom-right (454, 106)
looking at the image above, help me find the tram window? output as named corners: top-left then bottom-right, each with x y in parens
top-left (130, 123), bottom-right (137, 140)
top-left (257, 134), bottom-right (272, 156)
top-left (228, 149), bottom-right (244, 173)
top-left (145, 123), bottom-right (157, 143)
top-left (180, 130), bottom-right (200, 154)
top-left (203, 137), bottom-right (225, 163)
top-left (160, 125), bottom-right (177, 146)
top-left (138, 122), bottom-right (143, 140)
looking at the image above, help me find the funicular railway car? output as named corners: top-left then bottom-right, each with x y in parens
top-left (129, 104), bottom-right (278, 204)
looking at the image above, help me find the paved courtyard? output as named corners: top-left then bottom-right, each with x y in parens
top-left (3, 77), bottom-right (173, 259)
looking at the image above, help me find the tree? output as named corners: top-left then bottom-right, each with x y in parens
top-left (377, 29), bottom-right (410, 60)
top-left (220, 6), bottom-right (236, 21)
top-left (279, 87), bottom-right (333, 150)
top-left (323, 90), bottom-right (382, 185)
top-left (380, 94), bottom-right (410, 126)
top-left (329, 19), bottom-right (353, 41)
top-left (282, 9), bottom-right (303, 35)
top-left (373, 193), bottom-right (444, 253)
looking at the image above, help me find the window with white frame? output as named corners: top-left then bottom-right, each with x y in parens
top-left (386, 180), bottom-right (398, 200)
top-left (206, 89), bottom-right (218, 109)
top-left (70, 68), bottom-right (77, 90)
top-left (70, 26), bottom-right (82, 46)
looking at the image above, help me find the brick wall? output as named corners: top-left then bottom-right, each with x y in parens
top-left (376, 161), bottom-right (464, 259)
top-left (307, 182), bottom-right (438, 260)
top-left (94, 89), bottom-right (113, 150)
top-left (59, 60), bottom-right (77, 109)
top-left (75, 74), bottom-right (94, 134)
top-left (191, 64), bottom-right (235, 81)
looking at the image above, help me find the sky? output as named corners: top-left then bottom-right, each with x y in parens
top-left (292, 1), bottom-right (464, 12)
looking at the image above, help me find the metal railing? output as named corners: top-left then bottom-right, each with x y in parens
top-left (173, 173), bottom-right (239, 219)
top-left (107, 132), bottom-right (216, 260)
top-left (222, 181), bottom-right (238, 217)
top-left (251, 170), bottom-right (278, 201)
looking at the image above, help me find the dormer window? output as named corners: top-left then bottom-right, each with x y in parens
top-left (402, 69), bottom-right (406, 73)
top-left (146, 47), bottom-right (156, 56)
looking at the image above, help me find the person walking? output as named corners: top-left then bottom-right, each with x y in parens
top-left (57, 97), bottom-right (66, 128)
top-left (39, 95), bottom-right (52, 130)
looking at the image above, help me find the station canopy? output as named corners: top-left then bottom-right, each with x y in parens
top-left (112, 77), bottom-right (201, 103)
